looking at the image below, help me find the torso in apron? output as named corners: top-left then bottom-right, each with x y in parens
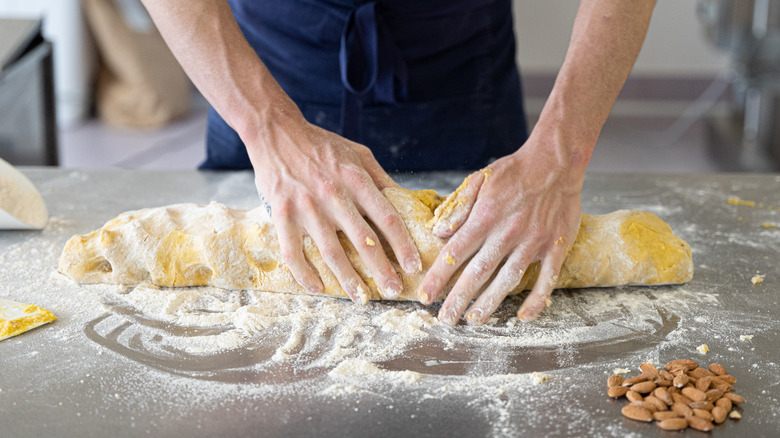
top-left (202, 0), bottom-right (527, 171)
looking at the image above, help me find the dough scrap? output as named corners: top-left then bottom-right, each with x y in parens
top-left (58, 187), bottom-right (693, 301)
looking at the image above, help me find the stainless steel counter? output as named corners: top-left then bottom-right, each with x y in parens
top-left (1, 169), bottom-right (779, 437)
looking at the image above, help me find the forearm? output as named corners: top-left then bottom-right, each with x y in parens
top-left (140, 0), bottom-right (302, 147)
top-left (530, 0), bottom-right (656, 174)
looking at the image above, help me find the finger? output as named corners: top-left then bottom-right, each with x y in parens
top-left (464, 248), bottom-right (533, 325)
top-left (274, 204), bottom-right (324, 294)
top-left (516, 244), bottom-right (568, 322)
top-left (437, 238), bottom-right (506, 325)
top-left (358, 183), bottom-right (422, 276)
top-left (418, 220), bottom-right (486, 305)
top-left (306, 216), bottom-right (372, 305)
top-left (334, 202), bottom-right (404, 299)
top-left (432, 170), bottom-right (485, 238)
top-left (358, 146), bottom-right (400, 190)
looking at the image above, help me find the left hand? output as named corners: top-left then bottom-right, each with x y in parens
top-left (417, 141), bottom-right (584, 325)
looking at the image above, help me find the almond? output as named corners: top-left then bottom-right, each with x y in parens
top-left (631, 380), bottom-right (657, 394)
top-left (666, 359), bottom-right (699, 371)
top-left (644, 395), bottom-right (668, 412)
top-left (673, 374), bottom-right (689, 388)
top-left (653, 410), bottom-right (681, 421)
top-left (640, 362), bottom-right (659, 378)
top-left (654, 387), bottom-right (673, 405)
top-left (689, 400), bottom-right (714, 411)
top-left (608, 386), bottom-right (629, 398)
top-left (622, 375), bottom-right (648, 386)
top-left (626, 390), bottom-right (643, 403)
top-left (705, 388), bottom-right (725, 403)
top-left (659, 370), bottom-right (674, 381)
top-left (719, 374), bottom-right (737, 384)
top-left (693, 408), bottom-right (714, 421)
top-left (709, 363), bottom-right (728, 376)
top-left (696, 376), bottom-right (713, 392)
top-left (622, 404), bottom-right (653, 422)
top-left (724, 393), bottom-right (746, 404)
top-left (672, 392), bottom-right (694, 405)
top-left (686, 414), bottom-right (714, 431)
top-left (714, 381), bottom-right (734, 393)
top-left (672, 402), bottom-right (693, 417)
top-left (655, 378), bottom-right (672, 387)
top-left (640, 401), bottom-right (659, 414)
top-left (715, 397), bottom-right (733, 411)
top-left (688, 367), bottom-right (715, 379)
top-left (712, 406), bottom-right (728, 424)
top-left (658, 418), bottom-right (688, 431)
top-left (607, 375), bottom-right (624, 388)
top-left (682, 387), bottom-right (706, 401)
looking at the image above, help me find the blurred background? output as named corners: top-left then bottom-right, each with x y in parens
top-left (1, 0), bottom-right (778, 172)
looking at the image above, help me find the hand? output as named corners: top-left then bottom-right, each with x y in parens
top-left (248, 115), bottom-right (421, 303)
top-left (417, 141), bottom-right (584, 324)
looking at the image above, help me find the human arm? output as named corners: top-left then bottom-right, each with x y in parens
top-left (140, 0), bottom-right (422, 301)
top-left (418, 0), bottom-right (657, 323)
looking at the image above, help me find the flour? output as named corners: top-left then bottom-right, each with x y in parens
top-left (5, 171), bottom-right (780, 437)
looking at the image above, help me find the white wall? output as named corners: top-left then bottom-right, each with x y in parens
top-left (514, 1), bottom-right (731, 77)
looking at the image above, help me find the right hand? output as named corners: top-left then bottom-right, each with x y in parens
top-left (246, 112), bottom-right (421, 303)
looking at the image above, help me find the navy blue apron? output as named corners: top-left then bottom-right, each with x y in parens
top-left (202, 0), bottom-right (528, 171)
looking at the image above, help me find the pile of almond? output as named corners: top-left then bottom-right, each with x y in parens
top-left (607, 359), bottom-right (745, 431)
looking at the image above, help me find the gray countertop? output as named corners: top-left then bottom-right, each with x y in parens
top-left (1, 169), bottom-right (779, 437)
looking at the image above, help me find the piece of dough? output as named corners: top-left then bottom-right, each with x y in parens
top-left (58, 187), bottom-right (693, 301)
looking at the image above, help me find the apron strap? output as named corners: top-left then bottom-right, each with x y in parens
top-left (339, 2), bottom-right (408, 140)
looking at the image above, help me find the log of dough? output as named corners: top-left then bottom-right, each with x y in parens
top-left (58, 188), bottom-right (693, 301)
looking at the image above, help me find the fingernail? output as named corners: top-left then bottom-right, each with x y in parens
top-left (355, 285), bottom-right (369, 305)
top-left (465, 309), bottom-right (483, 325)
top-left (405, 258), bottom-right (422, 274)
top-left (384, 280), bottom-right (402, 299)
top-left (517, 307), bottom-right (538, 322)
top-left (417, 288), bottom-right (429, 304)
top-left (438, 308), bottom-right (459, 326)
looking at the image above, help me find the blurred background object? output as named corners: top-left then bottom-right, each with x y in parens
top-left (0, 18), bottom-right (58, 166)
top-left (5, 1), bottom-right (780, 172)
top-left (699, 0), bottom-right (780, 171)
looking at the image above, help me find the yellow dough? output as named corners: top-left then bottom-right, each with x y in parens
top-left (58, 187), bottom-right (693, 301)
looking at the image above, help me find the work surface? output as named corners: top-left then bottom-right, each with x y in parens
top-left (2, 169), bottom-right (779, 437)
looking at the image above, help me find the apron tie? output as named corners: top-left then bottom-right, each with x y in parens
top-left (339, 2), bottom-right (408, 140)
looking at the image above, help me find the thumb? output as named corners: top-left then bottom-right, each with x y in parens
top-left (432, 168), bottom-right (489, 238)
